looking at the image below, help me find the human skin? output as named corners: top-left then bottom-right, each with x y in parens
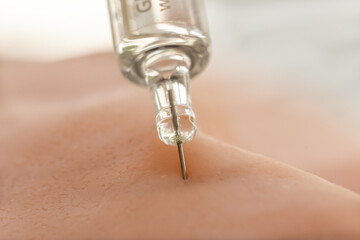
top-left (0, 54), bottom-right (359, 239)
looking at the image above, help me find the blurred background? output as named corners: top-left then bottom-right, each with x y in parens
top-left (1, 0), bottom-right (360, 118)
top-left (1, 0), bottom-right (359, 190)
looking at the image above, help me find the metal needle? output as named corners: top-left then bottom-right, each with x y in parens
top-left (168, 88), bottom-right (188, 180)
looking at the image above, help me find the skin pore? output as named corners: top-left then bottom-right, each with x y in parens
top-left (0, 54), bottom-right (359, 239)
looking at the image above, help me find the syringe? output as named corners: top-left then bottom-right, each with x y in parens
top-left (107, 0), bottom-right (210, 179)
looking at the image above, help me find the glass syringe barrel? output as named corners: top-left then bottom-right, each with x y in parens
top-left (107, 0), bottom-right (210, 145)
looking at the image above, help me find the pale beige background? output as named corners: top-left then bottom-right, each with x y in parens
top-left (1, 0), bottom-right (360, 119)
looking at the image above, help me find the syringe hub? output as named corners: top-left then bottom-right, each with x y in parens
top-left (145, 49), bottom-right (196, 146)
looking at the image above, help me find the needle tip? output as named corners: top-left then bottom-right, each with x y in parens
top-left (177, 143), bottom-right (187, 180)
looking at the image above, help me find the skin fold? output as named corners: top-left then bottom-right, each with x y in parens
top-left (0, 54), bottom-right (359, 239)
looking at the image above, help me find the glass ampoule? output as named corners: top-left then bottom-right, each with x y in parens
top-left (107, 0), bottom-right (210, 145)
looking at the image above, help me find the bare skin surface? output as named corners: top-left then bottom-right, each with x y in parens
top-left (0, 54), bottom-right (359, 239)
top-left (2, 53), bottom-right (360, 193)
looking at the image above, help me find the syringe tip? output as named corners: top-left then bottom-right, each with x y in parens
top-left (152, 71), bottom-right (197, 146)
